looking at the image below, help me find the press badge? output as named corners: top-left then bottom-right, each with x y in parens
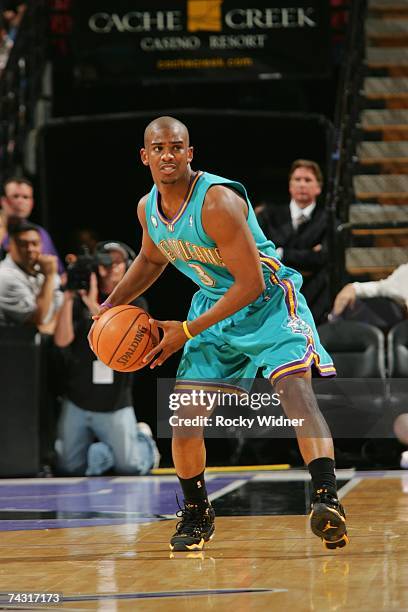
top-left (93, 360), bottom-right (114, 384)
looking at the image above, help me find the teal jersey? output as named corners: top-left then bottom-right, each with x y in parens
top-left (145, 171), bottom-right (290, 299)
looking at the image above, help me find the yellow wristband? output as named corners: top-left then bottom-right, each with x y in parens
top-left (182, 320), bottom-right (194, 340)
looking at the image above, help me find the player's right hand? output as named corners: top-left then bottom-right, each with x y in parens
top-left (331, 284), bottom-right (357, 317)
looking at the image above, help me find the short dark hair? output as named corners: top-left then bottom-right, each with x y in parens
top-left (8, 218), bottom-right (40, 238)
top-left (3, 176), bottom-right (34, 193)
top-left (289, 159), bottom-right (323, 187)
top-left (144, 116), bottom-right (190, 147)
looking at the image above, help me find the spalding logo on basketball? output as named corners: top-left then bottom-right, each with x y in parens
top-left (115, 323), bottom-right (149, 367)
top-left (92, 305), bottom-right (159, 372)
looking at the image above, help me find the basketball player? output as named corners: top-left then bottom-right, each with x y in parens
top-left (90, 116), bottom-right (348, 552)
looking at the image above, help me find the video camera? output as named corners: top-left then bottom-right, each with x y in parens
top-left (65, 246), bottom-right (112, 291)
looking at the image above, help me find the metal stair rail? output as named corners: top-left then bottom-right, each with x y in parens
top-left (346, 0), bottom-right (408, 280)
top-left (0, 1), bottom-right (48, 187)
top-left (326, 0), bottom-right (368, 299)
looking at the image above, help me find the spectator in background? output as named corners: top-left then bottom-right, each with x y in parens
top-left (0, 219), bottom-right (62, 331)
top-left (0, 209), bottom-right (6, 260)
top-left (0, 14), bottom-right (13, 74)
top-left (2, 2), bottom-right (26, 42)
top-left (69, 227), bottom-right (100, 254)
top-left (1, 177), bottom-right (65, 275)
top-left (54, 240), bottom-right (160, 476)
top-left (331, 263), bottom-right (408, 330)
top-left (256, 159), bottom-right (329, 323)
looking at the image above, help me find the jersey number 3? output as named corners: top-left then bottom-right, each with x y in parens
top-left (188, 263), bottom-right (216, 287)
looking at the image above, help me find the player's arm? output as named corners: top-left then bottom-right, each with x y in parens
top-left (188, 185), bottom-right (265, 334)
top-left (145, 185), bottom-right (266, 367)
top-left (95, 196), bottom-right (168, 313)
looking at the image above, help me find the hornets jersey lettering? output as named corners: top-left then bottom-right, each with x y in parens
top-left (145, 171), bottom-right (288, 298)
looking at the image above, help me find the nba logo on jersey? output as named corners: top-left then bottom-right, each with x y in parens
top-left (189, 215), bottom-right (193, 227)
top-left (151, 215), bottom-right (158, 228)
top-left (168, 224), bottom-right (174, 233)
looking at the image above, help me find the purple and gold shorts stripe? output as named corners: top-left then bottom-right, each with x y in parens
top-left (280, 278), bottom-right (297, 318)
top-left (259, 254), bottom-right (281, 272)
top-left (259, 254), bottom-right (298, 318)
top-left (269, 345), bottom-right (336, 384)
top-left (269, 344), bottom-right (315, 383)
top-left (312, 349), bottom-right (337, 376)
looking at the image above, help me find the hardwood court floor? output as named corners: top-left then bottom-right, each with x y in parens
top-left (0, 471), bottom-right (407, 611)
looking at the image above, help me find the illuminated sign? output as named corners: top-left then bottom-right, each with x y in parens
top-left (72, 1), bottom-right (330, 83)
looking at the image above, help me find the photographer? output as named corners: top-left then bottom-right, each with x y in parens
top-left (0, 220), bottom-right (62, 331)
top-left (54, 241), bottom-right (160, 476)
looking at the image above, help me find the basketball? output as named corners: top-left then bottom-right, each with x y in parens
top-left (92, 305), bottom-right (159, 372)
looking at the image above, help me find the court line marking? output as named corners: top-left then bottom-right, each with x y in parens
top-left (161, 480), bottom-right (247, 519)
top-left (0, 507), bottom-right (163, 516)
top-left (0, 478), bottom-right (86, 485)
top-left (337, 477), bottom-right (362, 500)
top-left (0, 489), bottom-right (114, 500)
top-left (152, 464), bottom-right (290, 475)
top-left (253, 468), bottom-right (355, 481)
top-left (52, 588), bottom-right (288, 603)
top-left (113, 474), bottom-right (218, 483)
top-left (208, 479), bottom-right (247, 502)
top-left (113, 476), bottom-right (181, 483)
top-left (355, 469), bottom-right (408, 478)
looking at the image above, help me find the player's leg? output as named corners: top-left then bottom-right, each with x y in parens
top-left (275, 369), bottom-right (348, 550)
top-left (172, 436), bottom-right (206, 479)
top-left (226, 271), bottom-right (348, 549)
top-left (170, 422), bottom-right (215, 552)
top-left (275, 369), bottom-right (334, 463)
top-left (170, 291), bottom-right (255, 551)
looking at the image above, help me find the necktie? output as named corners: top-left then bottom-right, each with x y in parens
top-left (295, 213), bottom-right (308, 230)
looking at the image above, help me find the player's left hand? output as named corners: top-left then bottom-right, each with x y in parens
top-left (143, 319), bottom-right (188, 368)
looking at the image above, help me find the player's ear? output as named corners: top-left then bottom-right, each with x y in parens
top-left (187, 146), bottom-right (194, 163)
top-left (140, 148), bottom-right (149, 166)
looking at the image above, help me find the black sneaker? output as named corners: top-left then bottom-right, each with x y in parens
top-left (170, 500), bottom-right (215, 552)
top-left (310, 489), bottom-right (349, 550)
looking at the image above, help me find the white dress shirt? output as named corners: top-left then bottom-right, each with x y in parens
top-left (289, 199), bottom-right (316, 230)
top-left (275, 200), bottom-right (317, 259)
top-left (353, 263), bottom-right (408, 308)
top-left (0, 255), bottom-right (63, 325)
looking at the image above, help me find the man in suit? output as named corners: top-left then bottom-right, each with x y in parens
top-left (256, 159), bottom-right (328, 323)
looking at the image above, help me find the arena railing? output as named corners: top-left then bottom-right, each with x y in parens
top-left (326, 0), bottom-right (368, 301)
top-left (0, 0), bottom-right (48, 187)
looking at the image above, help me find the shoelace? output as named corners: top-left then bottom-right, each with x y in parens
top-left (175, 494), bottom-right (208, 535)
top-left (313, 492), bottom-right (346, 518)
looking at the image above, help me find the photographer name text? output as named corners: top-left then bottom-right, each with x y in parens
top-left (169, 415), bottom-right (304, 428)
